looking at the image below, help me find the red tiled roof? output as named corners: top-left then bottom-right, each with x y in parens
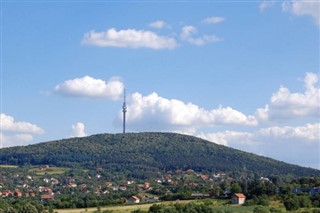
top-left (41, 194), bottom-right (54, 199)
top-left (130, 196), bottom-right (139, 201)
top-left (234, 193), bottom-right (246, 198)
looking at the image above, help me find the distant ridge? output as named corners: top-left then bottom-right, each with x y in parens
top-left (0, 132), bottom-right (319, 177)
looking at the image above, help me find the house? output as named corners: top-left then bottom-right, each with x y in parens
top-left (41, 194), bottom-right (54, 201)
top-left (127, 195), bottom-right (140, 204)
top-left (144, 182), bottom-right (150, 189)
top-left (25, 192), bottom-right (36, 197)
top-left (232, 193), bottom-right (246, 205)
top-left (141, 195), bottom-right (159, 203)
top-left (127, 180), bottom-right (134, 185)
top-left (2, 190), bottom-right (13, 197)
top-left (14, 190), bottom-right (22, 197)
top-left (200, 174), bottom-right (209, 181)
top-left (119, 185), bottom-right (127, 191)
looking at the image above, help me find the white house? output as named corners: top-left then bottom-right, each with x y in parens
top-left (231, 193), bottom-right (246, 205)
top-left (128, 195), bottom-right (140, 204)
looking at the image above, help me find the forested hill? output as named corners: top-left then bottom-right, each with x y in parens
top-left (0, 132), bottom-right (319, 177)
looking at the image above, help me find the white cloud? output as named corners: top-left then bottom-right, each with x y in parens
top-left (199, 123), bottom-right (319, 146)
top-left (70, 122), bottom-right (87, 138)
top-left (55, 76), bottom-right (124, 100)
top-left (82, 28), bottom-right (177, 49)
top-left (149, 20), bottom-right (168, 29)
top-left (198, 131), bottom-right (252, 146)
top-left (282, 0), bottom-right (320, 25)
top-left (198, 123), bottom-right (320, 169)
top-left (180, 25), bottom-right (222, 46)
top-left (1, 113), bottom-right (44, 134)
top-left (259, 1), bottom-right (275, 11)
top-left (258, 123), bottom-right (320, 141)
top-left (202, 16), bottom-right (225, 24)
top-left (122, 92), bottom-right (257, 132)
top-left (0, 113), bottom-right (44, 148)
top-left (255, 72), bottom-right (320, 123)
top-left (0, 133), bottom-right (34, 147)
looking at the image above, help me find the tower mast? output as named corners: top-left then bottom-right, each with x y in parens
top-left (122, 88), bottom-right (127, 134)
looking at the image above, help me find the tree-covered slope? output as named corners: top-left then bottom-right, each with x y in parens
top-left (0, 132), bottom-right (318, 177)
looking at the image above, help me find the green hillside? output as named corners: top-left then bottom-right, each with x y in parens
top-left (0, 132), bottom-right (318, 177)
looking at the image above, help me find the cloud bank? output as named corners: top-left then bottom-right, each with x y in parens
top-left (198, 122), bottom-right (320, 168)
top-left (55, 76), bottom-right (124, 100)
top-left (123, 92), bottom-right (257, 131)
top-left (115, 72), bottom-right (319, 168)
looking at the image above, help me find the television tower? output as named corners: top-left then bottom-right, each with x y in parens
top-left (122, 89), bottom-right (127, 134)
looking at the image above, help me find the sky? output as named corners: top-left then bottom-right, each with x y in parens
top-left (0, 0), bottom-right (319, 169)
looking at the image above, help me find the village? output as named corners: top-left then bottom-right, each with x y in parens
top-left (0, 165), bottom-right (250, 205)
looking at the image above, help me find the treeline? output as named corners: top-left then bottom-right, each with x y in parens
top-left (0, 133), bottom-right (319, 178)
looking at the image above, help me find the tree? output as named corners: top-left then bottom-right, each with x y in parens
top-left (253, 206), bottom-right (270, 213)
top-left (298, 195), bottom-right (312, 208)
top-left (230, 183), bottom-right (242, 194)
top-left (284, 197), bottom-right (299, 211)
top-left (18, 204), bottom-right (38, 213)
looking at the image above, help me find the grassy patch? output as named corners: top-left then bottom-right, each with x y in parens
top-left (0, 165), bottom-right (18, 168)
top-left (29, 166), bottom-right (69, 175)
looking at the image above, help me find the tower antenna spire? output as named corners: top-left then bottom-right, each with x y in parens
top-left (122, 88), bottom-right (127, 134)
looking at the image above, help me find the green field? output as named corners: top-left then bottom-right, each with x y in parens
top-left (55, 199), bottom-right (258, 213)
top-left (55, 200), bottom-right (195, 213)
top-left (0, 164), bottom-right (18, 168)
top-left (28, 166), bottom-right (69, 175)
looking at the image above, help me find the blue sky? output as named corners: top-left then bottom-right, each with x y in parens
top-left (1, 0), bottom-right (319, 169)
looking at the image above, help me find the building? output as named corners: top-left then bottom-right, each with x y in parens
top-left (14, 190), bottom-right (22, 197)
top-left (41, 194), bottom-right (54, 201)
top-left (127, 195), bottom-right (140, 204)
top-left (231, 193), bottom-right (246, 205)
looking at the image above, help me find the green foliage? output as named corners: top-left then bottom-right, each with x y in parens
top-left (0, 133), bottom-right (318, 177)
top-left (284, 197), bottom-right (300, 211)
top-left (132, 210), bottom-right (148, 213)
top-left (253, 206), bottom-right (270, 213)
top-left (269, 207), bottom-right (285, 213)
top-left (230, 183), bottom-right (242, 194)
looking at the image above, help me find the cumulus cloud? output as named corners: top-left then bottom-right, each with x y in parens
top-left (255, 72), bottom-right (320, 123)
top-left (202, 16), bottom-right (225, 24)
top-left (70, 122), bottom-right (87, 138)
top-left (199, 123), bottom-right (319, 146)
top-left (0, 113), bottom-right (44, 148)
top-left (180, 25), bottom-right (222, 46)
top-left (149, 20), bottom-right (168, 29)
top-left (282, 0), bottom-right (320, 25)
top-left (258, 123), bottom-right (320, 141)
top-left (55, 76), bottom-right (124, 100)
top-left (198, 123), bottom-right (320, 168)
top-left (122, 92), bottom-right (257, 132)
top-left (0, 133), bottom-right (34, 147)
top-left (82, 28), bottom-right (177, 49)
top-left (1, 113), bottom-right (44, 134)
top-left (198, 131), bottom-right (252, 146)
